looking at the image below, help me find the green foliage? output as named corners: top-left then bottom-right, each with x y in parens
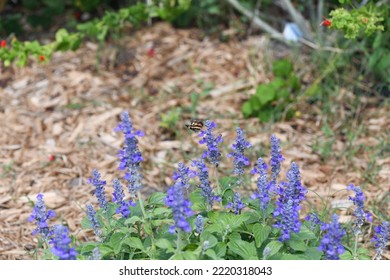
top-left (329, 7), bottom-right (384, 39)
top-left (159, 108), bottom-right (182, 135)
top-left (242, 59), bottom-right (300, 122)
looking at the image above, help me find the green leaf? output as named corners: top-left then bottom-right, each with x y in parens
top-left (263, 240), bottom-right (283, 257)
top-left (190, 189), bottom-right (208, 211)
top-left (181, 251), bottom-right (198, 260)
top-left (110, 232), bottom-right (125, 255)
top-left (252, 224), bottom-right (271, 248)
top-left (122, 237), bottom-right (144, 251)
top-left (214, 242), bottom-right (227, 258)
top-left (204, 249), bottom-right (220, 260)
top-left (272, 59), bottom-right (293, 78)
top-left (256, 84), bottom-right (275, 105)
top-left (228, 239), bottom-right (258, 260)
top-left (280, 253), bottom-right (306, 260)
top-left (148, 192), bottom-right (167, 206)
top-left (340, 251), bottom-right (353, 260)
top-left (290, 225), bottom-right (317, 240)
top-left (98, 244), bottom-right (114, 257)
top-left (200, 232), bottom-right (218, 249)
top-left (242, 101), bottom-right (252, 118)
top-left (155, 238), bottom-right (175, 252)
top-left (304, 247), bottom-right (323, 260)
top-left (287, 239), bottom-right (307, 252)
top-left (124, 215), bottom-right (141, 225)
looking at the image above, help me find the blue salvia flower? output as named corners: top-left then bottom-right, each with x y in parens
top-left (112, 178), bottom-right (136, 218)
top-left (347, 183), bottom-right (372, 234)
top-left (172, 162), bottom-right (196, 189)
top-left (251, 158), bottom-right (270, 212)
top-left (318, 214), bottom-right (346, 260)
top-left (115, 111), bottom-right (144, 196)
top-left (195, 215), bottom-right (205, 234)
top-left (192, 159), bottom-right (220, 208)
top-left (269, 134), bottom-right (284, 192)
top-left (87, 169), bottom-right (108, 212)
top-left (164, 179), bottom-right (194, 234)
top-left (226, 192), bottom-right (245, 215)
top-left (227, 127), bottom-right (251, 178)
top-left (50, 225), bottom-right (77, 260)
top-left (28, 193), bottom-right (56, 240)
top-left (112, 178), bottom-right (125, 204)
top-left (90, 247), bottom-right (101, 260)
top-left (273, 162), bottom-right (307, 241)
top-left (305, 213), bottom-right (322, 231)
top-left (371, 221), bottom-right (389, 260)
top-left (198, 120), bottom-right (223, 167)
top-left (86, 204), bottom-right (101, 238)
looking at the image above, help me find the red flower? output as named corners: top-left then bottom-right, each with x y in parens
top-left (320, 17), bottom-right (332, 27)
top-left (48, 154), bottom-right (55, 161)
top-left (39, 55), bottom-right (45, 61)
top-left (146, 47), bottom-right (155, 58)
top-left (0, 40), bottom-right (6, 48)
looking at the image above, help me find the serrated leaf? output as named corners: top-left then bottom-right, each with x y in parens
top-left (200, 232), bottom-right (218, 249)
top-left (204, 249), bottom-right (220, 260)
top-left (252, 224), bottom-right (271, 247)
top-left (228, 239), bottom-right (258, 260)
top-left (124, 215), bottom-right (141, 225)
top-left (98, 244), bottom-right (114, 257)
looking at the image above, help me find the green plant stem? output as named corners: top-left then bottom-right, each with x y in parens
top-left (353, 232), bottom-right (359, 260)
top-left (137, 190), bottom-right (156, 256)
top-left (176, 229), bottom-right (182, 254)
top-left (213, 166), bottom-right (220, 194)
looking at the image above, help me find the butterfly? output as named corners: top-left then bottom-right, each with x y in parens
top-left (185, 119), bottom-right (204, 132)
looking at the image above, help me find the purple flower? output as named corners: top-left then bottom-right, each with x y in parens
top-left (227, 127), bottom-right (251, 178)
top-left (164, 167), bottom-right (194, 233)
top-left (305, 213), bottom-right (321, 230)
top-left (88, 169), bottom-right (108, 212)
top-left (172, 162), bottom-right (196, 189)
top-left (192, 159), bottom-right (220, 208)
top-left (198, 120), bottom-right (223, 167)
top-left (371, 221), bottom-right (389, 260)
top-left (195, 215), bottom-right (205, 234)
top-left (86, 204), bottom-right (101, 238)
top-left (273, 162), bottom-right (307, 241)
top-left (226, 192), bottom-right (245, 215)
top-left (50, 225), bottom-right (77, 260)
top-left (318, 214), bottom-right (346, 260)
top-left (347, 184), bottom-right (372, 234)
top-left (251, 158), bottom-right (270, 212)
top-left (28, 193), bottom-right (56, 240)
top-left (112, 178), bottom-right (136, 218)
top-left (269, 135), bottom-right (284, 191)
top-left (115, 111), bottom-right (144, 196)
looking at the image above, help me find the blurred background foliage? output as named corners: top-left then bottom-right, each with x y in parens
top-left (0, 0), bottom-right (388, 98)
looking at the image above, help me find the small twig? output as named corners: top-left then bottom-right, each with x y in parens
top-left (225, 0), bottom-right (287, 44)
top-left (246, 0), bottom-right (261, 37)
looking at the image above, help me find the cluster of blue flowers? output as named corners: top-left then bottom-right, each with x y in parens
top-left (372, 221), bottom-right (389, 260)
top-left (28, 113), bottom-right (389, 261)
top-left (164, 163), bottom-right (194, 233)
top-left (318, 214), bottom-right (346, 260)
top-left (115, 111), bottom-right (144, 196)
top-left (29, 194), bottom-right (77, 260)
top-left (198, 120), bottom-right (223, 167)
top-left (87, 169), bottom-right (108, 212)
top-left (347, 183), bottom-right (372, 234)
top-left (192, 158), bottom-right (220, 208)
top-left (228, 127), bottom-right (251, 178)
top-left (28, 193), bottom-right (56, 240)
top-left (273, 162), bottom-right (307, 241)
top-left (251, 158), bottom-right (270, 212)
